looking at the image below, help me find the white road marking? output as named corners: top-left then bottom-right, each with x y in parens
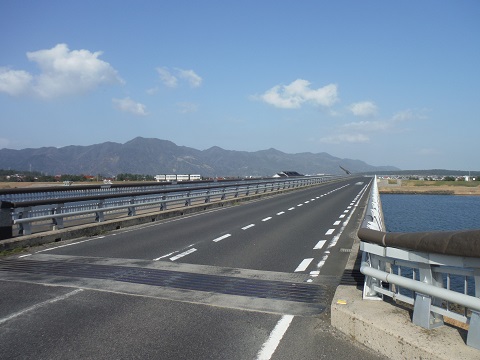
top-left (304, 201), bottom-right (310, 204)
top-left (317, 253), bottom-right (329, 269)
top-left (153, 251), bottom-right (177, 261)
top-left (325, 229), bottom-right (335, 235)
top-left (343, 209), bottom-right (349, 213)
top-left (213, 234), bottom-right (232, 242)
top-left (0, 289), bottom-right (83, 325)
top-left (297, 204), bottom-right (303, 207)
top-left (288, 207), bottom-right (295, 211)
top-left (294, 258), bottom-right (314, 272)
top-left (262, 217), bottom-right (272, 222)
top-left (313, 240), bottom-right (327, 249)
top-left (333, 220), bottom-right (341, 226)
top-left (310, 270), bottom-right (320, 277)
top-left (277, 211), bottom-right (285, 215)
top-left (339, 214), bottom-right (346, 218)
top-left (18, 254), bottom-right (32, 258)
top-left (256, 315), bottom-right (294, 360)
top-left (170, 248), bottom-right (197, 261)
top-left (242, 224), bottom-right (255, 230)
top-left (36, 236), bottom-right (105, 253)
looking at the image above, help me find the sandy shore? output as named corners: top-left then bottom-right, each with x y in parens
top-left (378, 180), bottom-right (480, 195)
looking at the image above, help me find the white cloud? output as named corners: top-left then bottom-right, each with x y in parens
top-left (0, 44), bottom-right (123, 99)
top-left (176, 68), bottom-right (202, 88)
top-left (113, 97), bottom-right (148, 116)
top-left (260, 79), bottom-right (338, 109)
top-left (176, 102), bottom-right (198, 114)
top-left (156, 67), bottom-right (178, 88)
top-left (349, 101), bottom-right (377, 117)
top-left (343, 120), bottom-right (390, 131)
top-left (392, 109), bottom-right (428, 122)
top-left (0, 67), bottom-right (33, 96)
top-left (320, 133), bottom-right (370, 144)
top-left (156, 67), bottom-right (202, 88)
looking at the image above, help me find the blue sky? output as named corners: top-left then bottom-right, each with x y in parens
top-left (1, 1), bottom-right (479, 171)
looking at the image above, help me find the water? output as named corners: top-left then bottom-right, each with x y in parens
top-left (380, 194), bottom-right (480, 296)
top-left (381, 194), bottom-right (480, 233)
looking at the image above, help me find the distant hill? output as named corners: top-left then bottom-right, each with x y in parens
top-left (0, 137), bottom-right (399, 177)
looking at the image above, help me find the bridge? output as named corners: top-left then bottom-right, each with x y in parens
top-left (0, 176), bottom-right (479, 359)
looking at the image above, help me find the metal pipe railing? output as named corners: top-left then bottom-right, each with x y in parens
top-left (0, 175), bottom-right (342, 239)
top-left (358, 175), bottom-right (480, 350)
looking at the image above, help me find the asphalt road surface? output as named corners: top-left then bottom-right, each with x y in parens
top-left (0, 176), bottom-right (386, 359)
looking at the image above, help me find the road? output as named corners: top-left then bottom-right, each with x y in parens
top-left (0, 176), bottom-right (386, 359)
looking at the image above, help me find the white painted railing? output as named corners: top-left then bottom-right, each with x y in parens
top-left (359, 176), bottom-right (480, 350)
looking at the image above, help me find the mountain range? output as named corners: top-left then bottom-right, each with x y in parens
top-left (0, 137), bottom-right (399, 177)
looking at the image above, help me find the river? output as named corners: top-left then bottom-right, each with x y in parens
top-left (380, 194), bottom-right (480, 232)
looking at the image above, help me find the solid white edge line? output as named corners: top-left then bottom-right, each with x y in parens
top-left (256, 315), bottom-right (294, 360)
top-left (0, 289), bottom-right (83, 325)
top-left (213, 234), bottom-right (232, 242)
top-left (294, 258), bottom-right (314, 272)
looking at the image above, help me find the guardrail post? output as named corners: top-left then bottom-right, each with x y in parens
top-left (204, 190), bottom-right (211, 203)
top-left (52, 204), bottom-right (64, 230)
top-left (160, 195), bottom-right (167, 211)
top-left (95, 201), bottom-right (104, 222)
top-left (185, 192), bottom-right (192, 206)
top-left (17, 207), bottom-right (32, 235)
top-left (234, 187), bottom-right (239, 198)
top-left (362, 252), bottom-right (383, 300)
top-left (0, 205), bottom-right (13, 240)
top-left (412, 265), bottom-right (444, 329)
top-left (128, 198), bottom-right (136, 216)
top-left (467, 270), bottom-right (480, 349)
top-left (221, 188), bottom-right (226, 200)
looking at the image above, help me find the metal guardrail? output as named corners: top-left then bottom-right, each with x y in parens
top-left (0, 176), bottom-right (341, 240)
top-left (359, 176), bottom-right (480, 350)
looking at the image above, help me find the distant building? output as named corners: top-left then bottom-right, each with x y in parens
top-left (154, 174), bottom-right (201, 182)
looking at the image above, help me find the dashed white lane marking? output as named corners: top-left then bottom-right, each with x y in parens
top-left (343, 209), bottom-right (349, 213)
top-left (333, 220), bottom-right (341, 226)
top-left (339, 214), bottom-right (346, 218)
top-left (294, 258), bottom-right (314, 272)
top-left (313, 240), bottom-right (327, 249)
top-left (262, 217), bottom-right (272, 222)
top-left (213, 234), bottom-right (232, 242)
top-left (288, 207), bottom-right (295, 211)
top-left (304, 201), bottom-right (310, 204)
top-left (325, 228), bottom-right (335, 235)
top-left (242, 224), bottom-right (255, 230)
top-left (0, 289), bottom-right (83, 325)
top-left (277, 211), bottom-right (285, 215)
top-left (170, 248), bottom-right (197, 261)
top-left (256, 315), bottom-right (294, 360)
top-left (297, 204), bottom-right (303, 207)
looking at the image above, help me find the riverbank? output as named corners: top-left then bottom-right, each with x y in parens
top-left (378, 179), bottom-right (480, 195)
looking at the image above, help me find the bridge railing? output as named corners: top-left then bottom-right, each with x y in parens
top-left (0, 176), bottom-right (342, 240)
top-left (359, 176), bottom-right (480, 350)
